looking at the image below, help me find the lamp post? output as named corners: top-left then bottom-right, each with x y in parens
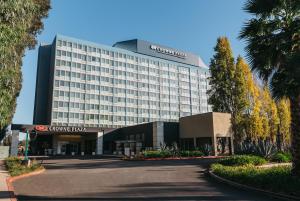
top-left (24, 129), bottom-right (29, 161)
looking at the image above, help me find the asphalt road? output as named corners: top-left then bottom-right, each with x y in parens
top-left (13, 157), bottom-right (280, 201)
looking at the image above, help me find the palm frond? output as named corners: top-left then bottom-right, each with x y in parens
top-left (243, 0), bottom-right (280, 16)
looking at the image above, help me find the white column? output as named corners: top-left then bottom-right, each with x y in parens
top-left (52, 135), bottom-right (58, 155)
top-left (152, 122), bottom-right (164, 150)
top-left (193, 137), bottom-right (197, 149)
top-left (212, 136), bottom-right (217, 156)
top-left (10, 130), bottom-right (19, 156)
top-left (230, 137), bottom-right (234, 155)
top-left (96, 131), bottom-right (103, 155)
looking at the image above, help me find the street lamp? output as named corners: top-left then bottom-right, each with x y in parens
top-left (24, 129), bottom-right (29, 161)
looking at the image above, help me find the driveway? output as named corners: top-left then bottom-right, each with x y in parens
top-left (13, 157), bottom-right (279, 201)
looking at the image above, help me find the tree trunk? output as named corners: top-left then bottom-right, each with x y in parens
top-left (290, 94), bottom-right (300, 177)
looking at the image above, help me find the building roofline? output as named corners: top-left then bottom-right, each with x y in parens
top-left (54, 34), bottom-right (208, 69)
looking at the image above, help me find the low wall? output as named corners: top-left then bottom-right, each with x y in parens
top-left (0, 146), bottom-right (10, 159)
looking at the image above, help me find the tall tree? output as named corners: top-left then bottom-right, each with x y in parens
top-left (208, 37), bottom-right (235, 113)
top-left (0, 0), bottom-right (50, 138)
top-left (232, 56), bottom-right (251, 141)
top-left (247, 93), bottom-right (264, 141)
top-left (241, 58), bottom-right (262, 141)
top-left (208, 37), bottom-right (248, 142)
top-left (260, 87), bottom-right (280, 142)
top-left (277, 98), bottom-right (292, 148)
top-left (240, 0), bottom-right (300, 176)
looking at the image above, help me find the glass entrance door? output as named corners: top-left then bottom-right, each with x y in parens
top-left (85, 140), bottom-right (96, 155)
top-left (61, 143), bottom-right (79, 155)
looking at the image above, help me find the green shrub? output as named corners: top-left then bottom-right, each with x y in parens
top-left (211, 163), bottom-right (300, 196)
top-left (143, 150), bottom-right (171, 158)
top-left (218, 155), bottom-right (267, 166)
top-left (271, 152), bottom-right (292, 163)
top-left (5, 157), bottom-right (43, 176)
top-left (191, 150), bottom-right (204, 157)
top-left (160, 150), bottom-right (172, 158)
top-left (144, 150), bottom-right (204, 158)
top-left (143, 151), bottom-right (160, 158)
top-left (180, 150), bottom-right (204, 157)
top-left (199, 144), bottom-right (212, 156)
top-left (180, 151), bottom-right (190, 157)
top-left (5, 157), bottom-right (22, 169)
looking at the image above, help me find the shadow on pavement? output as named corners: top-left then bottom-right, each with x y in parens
top-left (16, 195), bottom-right (249, 201)
top-left (41, 158), bottom-right (217, 170)
top-left (0, 191), bottom-right (13, 199)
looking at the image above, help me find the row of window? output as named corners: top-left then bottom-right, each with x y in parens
top-left (57, 40), bottom-right (191, 71)
top-left (51, 111), bottom-right (207, 127)
top-left (56, 52), bottom-right (208, 73)
top-left (55, 69), bottom-right (187, 84)
top-left (52, 98), bottom-right (201, 110)
top-left (54, 79), bottom-right (207, 96)
top-left (55, 59), bottom-right (208, 82)
top-left (52, 117), bottom-right (179, 128)
top-left (53, 88), bottom-right (206, 99)
top-left (52, 110), bottom-right (183, 121)
top-left (57, 40), bottom-right (137, 61)
top-left (53, 92), bottom-right (207, 108)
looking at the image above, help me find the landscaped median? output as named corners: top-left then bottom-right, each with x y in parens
top-left (5, 157), bottom-right (44, 177)
top-left (123, 149), bottom-right (224, 161)
top-left (143, 150), bottom-right (205, 159)
top-left (4, 157), bottom-right (45, 201)
top-left (209, 155), bottom-right (300, 200)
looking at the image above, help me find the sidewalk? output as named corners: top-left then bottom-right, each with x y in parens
top-left (0, 160), bottom-right (12, 201)
top-left (258, 162), bottom-right (292, 168)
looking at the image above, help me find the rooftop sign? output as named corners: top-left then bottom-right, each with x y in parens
top-left (150, 45), bottom-right (187, 59)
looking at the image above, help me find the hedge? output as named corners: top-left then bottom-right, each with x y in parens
top-left (143, 150), bottom-right (204, 158)
top-left (211, 163), bottom-right (300, 197)
top-left (218, 155), bottom-right (267, 166)
top-left (271, 152), bottom-right (292, 163)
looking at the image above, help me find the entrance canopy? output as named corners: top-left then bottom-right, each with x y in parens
top-left (10, 124), bottom-right (112, 156)
top-left (11, 124), bottom-right (105, 135)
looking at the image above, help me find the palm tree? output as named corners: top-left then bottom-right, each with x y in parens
top-left (239, 0), bottom-right (300, 176)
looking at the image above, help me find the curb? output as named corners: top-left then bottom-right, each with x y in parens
top-left (6, 168), bottom-right (45, 201)
top-left (144, 156), bottom-right (225, 161)
top-left (208, 169), bottom-right (300, 201)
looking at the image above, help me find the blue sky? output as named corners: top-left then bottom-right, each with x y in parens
top-left (13, 0), bottom-right (250, 124)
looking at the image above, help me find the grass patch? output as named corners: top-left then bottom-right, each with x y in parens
top-left (5, 157), bottom-right (43, 177)
top-left (211, 163), bottom-right (300, 197)
top-left (218, 155), bottom-right (267, 166)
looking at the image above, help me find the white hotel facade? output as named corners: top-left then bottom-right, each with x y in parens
top-left (33, 35), bottom-right (211, 128)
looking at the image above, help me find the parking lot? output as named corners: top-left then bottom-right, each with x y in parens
top-left (13, 157), bottom-right (278, 201)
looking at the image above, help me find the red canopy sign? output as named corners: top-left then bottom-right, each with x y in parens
top-left (34, 125), bottom-right (48, 132)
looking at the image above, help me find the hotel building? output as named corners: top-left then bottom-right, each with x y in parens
top-left (11, 35), bottom-right (226, 156)
top-left (33, 35), bottom-right (211, 128)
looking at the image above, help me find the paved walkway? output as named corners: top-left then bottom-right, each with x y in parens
top-left (0, 160), bottom-right (12, 201)
top-left (13, 157), bottom-right (280, 201)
